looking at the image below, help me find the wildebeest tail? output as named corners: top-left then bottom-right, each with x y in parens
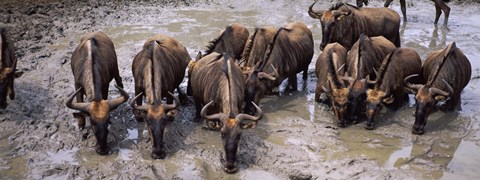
top-left (222, 52), bottom-right (235, 118)
top-left (90, 38), bottom-right (103, 101)
top-left (374, 48), bottom-right (397, 89)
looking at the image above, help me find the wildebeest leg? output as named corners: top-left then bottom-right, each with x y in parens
top-left (384, 0), bottom-right (393, 7)
top-left (8, 80), bottom-right (15, 100)
top-left (394, 33), bottom-right (401, 47)
top-left (400, 0), bottom-right (407, 22)
top-left (314, 86), bottom-right (322, 103)
top-left (288, 75), bottom-right (297, 91)
top-left (73, 85), bottom-right (86, 130)
top-left (434, 1), bottom-right (443, 25)
top-left (302, 67), bottom-right (308, 80)
top-left (177, 87), bottom-right (189, 105)
top-left (194, 99), bottom-right (202, 122)
top-left (446, 93), bottom-right (461, 111)
top-left (435, 0), bottom-right (450, 26)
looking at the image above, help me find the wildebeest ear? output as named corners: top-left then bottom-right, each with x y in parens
top-left (383, 97), bottom-right (394, 104)
top-left (14, 71), bottom-right (23, 78)
top-left (167, 109), bottom-right (178, 117)
top-left (435, 95), bottom-right (447, 102)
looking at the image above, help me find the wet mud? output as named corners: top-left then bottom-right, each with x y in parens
top-left (1, 0), bottom-right (480, 179)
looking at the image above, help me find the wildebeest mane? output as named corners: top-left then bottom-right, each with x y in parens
top-left (374, 48), bottom-right (397, 89)
top-left (91, 38), bottom-right (103, 102)
top-left (205, 27), bottom-right (228, 55)
top-left (241, 28), bottom-right (259, 65)
top-left (330, 2), bottom-right (359, 11)
top-left (257, 27), bottom-right (287, 72)
top-left (426, 42), bottom-right (455, 87)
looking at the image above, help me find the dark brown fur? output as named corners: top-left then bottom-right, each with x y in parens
top-left (408, 42), bottom-right (471, 135)
top-left (0, 28), bottom-right (23, 109)
top-left (204, 23), bottom-right (249, 61)
top-left (344, 35), bottom-right (396, 124)
top-left (244, 22), bottom-right (314, 115)
top-left (68, 32), bottom-right (126, 155)
top-left (240, 26), bottom-right (277, 70)
top-left (365, 48), bottom-right (422, 130)
top-left (308, 1), bottom-right (400, 50)
top-left (131, 34), bottom-right (190, 159)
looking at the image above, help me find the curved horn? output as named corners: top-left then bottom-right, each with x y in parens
top-left (308, 0), bottom-right (324, 19)
top-left (341, 2), bottom-right (352, 15)
top-left (337, 63), bottom-right (345, 73)
top-left (201, 101), bottom-right (227, 121)
top-left (162, 92), bottom-right (180, 111)
top-left (237, 101), bottom-right (263, 122)
top-left (404, 74), bottom-right (423, 90)
top-left (442, 79), bottom-right (454, 95)
top-left (65, 87), bottom-right (90, 112)
top-left (429, 79), bottom-right (453, 96)
top-left (107, 85), bottom-right (129, 110)
top-left (129, 92), bottom-right (148, 111)
top-left (339, 75), bottom-right (355, 85)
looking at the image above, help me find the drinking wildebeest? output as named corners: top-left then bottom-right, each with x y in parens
top-left (314, 43), bottom-right (349, 127)
top-left (405, 42), bottom-right (471, 135)
top-left (365, 48), bottom-right (422, 130)
top-left (66, 32), bottom-right (129, 155)
top-left (308, 0), bottom-right (400, 50)
top-left (130, 34), bottom-right (190, 159)
top-left (189, 52), bottom-right (263, 173)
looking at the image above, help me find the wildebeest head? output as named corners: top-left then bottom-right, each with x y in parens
top-left (405, 74), bottom-right (453, 134)
top-left (244, 64), bottom-right (278, 115)
top-left (66, 85), bottom-right (129, 155)
top-left (201, 100), bottom-right (262, 173)
top-left (130, 92), bottom-right (179, 159)
top-left (308, 0), bottom-right (352, 50)
top-left (356, 0), bottom-right (368, 7)
top-left (323, 79), bottom-right (349, 127)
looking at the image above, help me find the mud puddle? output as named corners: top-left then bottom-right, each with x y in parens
top-left (1, 0), bottom-right (480, 179)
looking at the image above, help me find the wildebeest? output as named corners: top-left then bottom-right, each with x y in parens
top-left (404, 42), bottom-right (471, 135)
top-left (314, 43), bottom-right (349, 126)
top-left (130, 34), bottom-right (190, 159)
top-left (244, 22), bottom-right (314, 115)
top-left (342, 35), bottom-right (396, 124)
top-left (356, 0), bottom-right (451, 25)
top-left (365, 48), bottom-right (422, 130)
top-left (308, 0), bottom-right (400, 50)
top-left (189, 52), bottom-right (263, 173)
top-left (240, 26), bottom-right (277, 71)
top-left (0, 28), bottom-right (23, 109)
top-left (65, 32), bottom-right (129, 155)
top-left (203, 23), bottom-right (249, 61)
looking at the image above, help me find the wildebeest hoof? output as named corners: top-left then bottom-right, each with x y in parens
top-left (151, 151), bottom-right (166, 159)
top-left (338, 122), bottom-right (346, 128)
top-left (96, 146), bottom-right (109, 155)
top-left (224, 165), bottom-right (238, 174)
top-left (365, 123), bottom-right (374, 130)
top-left (412, 127), bottom-right (425, 135)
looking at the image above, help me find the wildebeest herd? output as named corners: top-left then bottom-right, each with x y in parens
top-left (0, 0), bottom-right (471, 174)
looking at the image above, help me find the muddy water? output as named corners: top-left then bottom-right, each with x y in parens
top-left (1, 0), bottom-right (480, 179)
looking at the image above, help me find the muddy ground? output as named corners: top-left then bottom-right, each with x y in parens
top-left (0, 0), bottom-right (480, 179)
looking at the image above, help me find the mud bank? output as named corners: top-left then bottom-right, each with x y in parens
top-left (1, 0), bottom-right (480, 179)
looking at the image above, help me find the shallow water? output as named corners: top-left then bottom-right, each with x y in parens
top-left (1, 0), bottom-right (480, 179)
